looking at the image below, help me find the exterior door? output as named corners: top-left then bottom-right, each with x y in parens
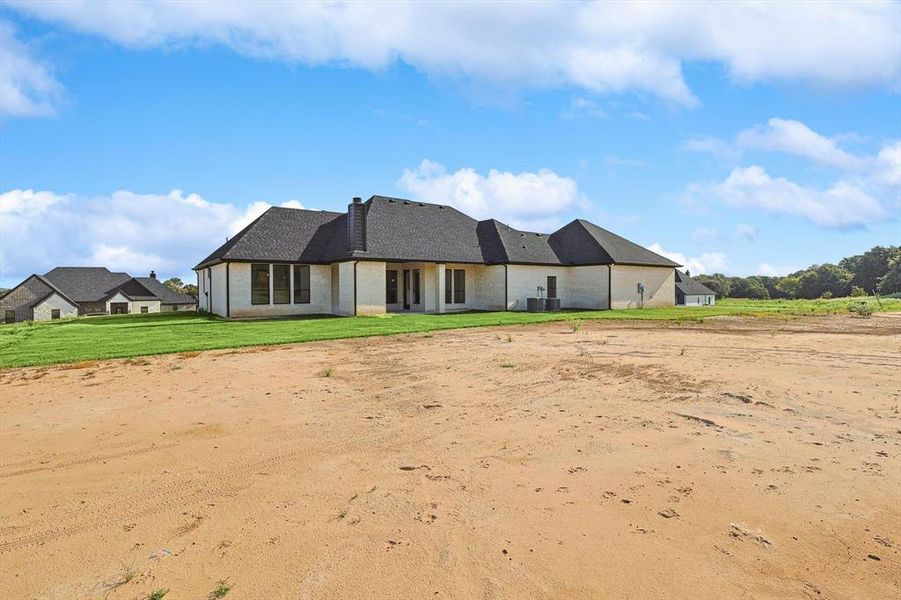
top-left (546, 276), bottom-right (557, 299)
top-left (111, 302), bottom-right (128, 315)
top-left (403, 269), bottom-right (411, 309)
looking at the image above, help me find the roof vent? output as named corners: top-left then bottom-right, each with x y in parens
top-left (388, 199), bottom-right (396, 203)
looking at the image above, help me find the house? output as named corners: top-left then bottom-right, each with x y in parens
top-left (675, 270), bottom-right (716, 306)
top-left (1, 268), bottom-right (196, 324)
top-left (194, 195), bottom-right (680, 318)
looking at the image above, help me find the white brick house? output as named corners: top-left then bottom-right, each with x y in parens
top-left (194, 196), bottom-right (680, 318)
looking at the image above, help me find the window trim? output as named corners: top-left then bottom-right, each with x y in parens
top-left (293, 265), bottom-right (311, 304)
top-left (251, 263), bottom-right (270, 305)
top-left (272, 264), bottom-right (291, 305)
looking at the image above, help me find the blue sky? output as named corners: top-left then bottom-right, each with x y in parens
top-left (1, 1), bottom-right (899, 287)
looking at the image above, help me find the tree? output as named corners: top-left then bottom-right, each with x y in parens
top-left (878, 255), bottom-right (901, 295)
top-left (182, 284), bottom-right (198, 300)
top-left (163, 277), bottom-right (185, 292)
top-left (730, 277), bottom-right (770, 299)
top-left (839, 246), bottom-right (900, 293)
top-left (775, 276), bottom-right (800, 299)
top-left (796, 264), bottom-right (853, 299)
top-left (695, 273), bottom-right (731, 297)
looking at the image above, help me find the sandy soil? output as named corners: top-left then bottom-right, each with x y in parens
top-left (0, 314), bottom-right (899, 599)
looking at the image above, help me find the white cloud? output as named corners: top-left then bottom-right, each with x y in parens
top-left (874, 141), bottom-right (901, 187)
top-left (0, 188), bottom-right (304, 285)
top-left (648, 243), bottom-right (728, 275)
top-left (736, 117), bottom-right (866, 169)
top-left (756, 262), bottom-right (801, 277)
top-left (735, 224), bottom-right (757, 241)
top-left (397, 159), bottom-right (581, 230)
top-left (0, 20), bottom-right (64, 118)
top-left (682, 165), bottom-right (885, 229)
top-left (6, 1), bottom-right (900, 108)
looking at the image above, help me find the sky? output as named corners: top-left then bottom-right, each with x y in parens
top-left (1, 1), bottom-right (899, 288)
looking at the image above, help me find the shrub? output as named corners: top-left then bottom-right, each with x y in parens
top-left (849, 286), bottom-right (867, 297)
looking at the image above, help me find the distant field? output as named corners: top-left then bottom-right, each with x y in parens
top-left (0, 296), bottom-right (896, 368)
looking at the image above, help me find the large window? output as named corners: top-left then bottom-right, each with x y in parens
top-left (546, 276), bottom-right (557, 299)
top-left (445, 268), bottom-right (452, 304)
top-left (5, 310), bottom-right (15, 324)
top-left (453, 269), bottom-right (466, 304)
top-left (51, 309), bottom-right (61, 319)
top-left (251, 263), bottom-right (270, 305)
top-left (273, 264), bottom-right (290, 304)
top-left (386, 270), bottom-right (398, 304)
top-left (413, 269), bottom-right (421, 305)
top-left (294, 265), bottom-right (311, 304)
top-left (139, 306), bottom-right (148, 314)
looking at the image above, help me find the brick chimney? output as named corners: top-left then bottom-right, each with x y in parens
top-left (347, 197), bottom-right (367, 252)
top-left (149, 270), bottom-right (157, 279)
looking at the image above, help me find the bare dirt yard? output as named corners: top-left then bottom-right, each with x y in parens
top-left (1, 314), bottom-right (899, 599)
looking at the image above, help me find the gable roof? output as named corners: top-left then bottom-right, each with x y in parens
top-left (43, 267), bottom-right (132, 302)
top-left (135, 277), bottom-right (196, 304)
top-left (0, 274), bottom-right (80, 311)
top-left (194, 195), bottom-right (681, 269)
top-left (675, 270), bottom-right (716, 296)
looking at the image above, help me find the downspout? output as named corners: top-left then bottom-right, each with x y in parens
top-left (209, 268), bottom-right (213, 314)
top-left (225, 262), bottom-right (230, 318)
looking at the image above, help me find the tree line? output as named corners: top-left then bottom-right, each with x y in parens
top-left (692, 246), bottom-right (901, 300)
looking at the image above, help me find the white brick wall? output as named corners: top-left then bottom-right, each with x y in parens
top-left (506, 265), bottom-right (609, 311)
top-left (610, 265), bottom-right (674, 309)
top-left (228, 262), bottom-right (332, 318)
top-left (355, 261), bottom-right (387, 316)
top-left (210, 263), bottom-right (228, 317)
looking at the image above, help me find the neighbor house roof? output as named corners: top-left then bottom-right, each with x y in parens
top-left (0, 273), bottom-right (80, 311)
top-left (43, 267), bottom-right (132, 302)
top-left (135, 277), bottom-right (196, 304)
top-left (194, 195), bottom-right (680, 269)
top-left (675, 270), bottom-right (717, 296)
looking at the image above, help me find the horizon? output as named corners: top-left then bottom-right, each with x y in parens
top-left (1, 1), bottom-right (900, 287)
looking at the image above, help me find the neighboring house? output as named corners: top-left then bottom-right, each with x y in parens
top-left (675, 270), bottom-right (716, 306)
top-left (194, 195), bottom-right (680, 318)
top-left (1, 268), bottom-right (196, 324)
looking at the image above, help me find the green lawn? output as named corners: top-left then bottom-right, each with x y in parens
top-left (0, 297), bottom-right (895, 369)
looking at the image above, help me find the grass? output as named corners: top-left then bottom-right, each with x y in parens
top-left (146, 590), bottom-right (168, 600)
top-left (0, 296), bottom-right (897, 369)
top-left (209, 580), bottom-right (233, 599)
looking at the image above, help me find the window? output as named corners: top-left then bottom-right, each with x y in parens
top-left (445, 268), bottom-right (452, 304)
top-left (546, 276), bottom-right (557, 299)
top-left (453, 269), bottom-right (466, 304)
top-left (386, 270), bottom-right (398, 304)
top-left (294, 265), bottom-right (311, 304)
top-left (140, 306), bottom-right (148, 314)
top-left (273, 264), bottom-right (290, 304)
top-left (413, 269), bottom-right (421, 304)
top-left (50, 309), bottom-right (61, 319)
top-left (4, 310), bottom-right (14, 324)
top-left (251, 263), bottom-right (270, 305)
top-left (173, 305), bottom-right (179, 311)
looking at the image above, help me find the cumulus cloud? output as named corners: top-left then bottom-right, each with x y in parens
top-left (397, 159), bottom-right (582, 231)
top-left (647, 243), bottom-right (728, 275)
top-left (735, 118), bottom-right (867, 169)
top-left (0, 188), bottom-right (304, 286)
top-left (0, 20), bottom-right (64, 118)
top-left (5, 1), bottom-right (900, 110)
top-left (681, 165), bottom-right (885, 229)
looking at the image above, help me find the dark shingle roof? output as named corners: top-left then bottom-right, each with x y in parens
top-left (675, 270), bottom-right (716, 296)
top-left (194, 195), bottom-right (680, 269)
top-left (43, 267), bottom-right (132, 302)
top-left (135, 277), bottom-right (196, 304)
top-left (195, 208), bottom-right (345, 268)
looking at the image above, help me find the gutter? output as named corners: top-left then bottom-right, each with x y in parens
top-left (225, 262), bottom-right (231, 318)
top-left (504, 265), bottom-right (508, 311)
top-left (607, 265), bottom-right (612, 310)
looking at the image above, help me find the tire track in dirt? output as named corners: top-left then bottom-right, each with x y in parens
top-left (0, 441), bottom-right (183, 479)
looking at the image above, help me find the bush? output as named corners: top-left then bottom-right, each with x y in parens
top-left (848, 301), bottom-right (872, 318)
top-left (849, 286), bottom-right (867, 297)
